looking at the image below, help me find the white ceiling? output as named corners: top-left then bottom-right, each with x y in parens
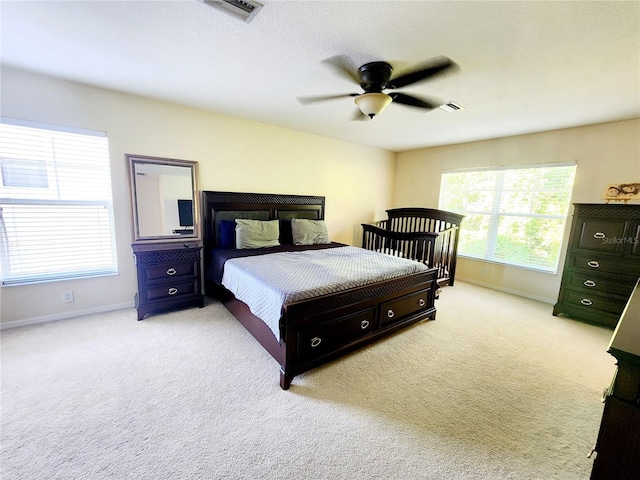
top-left (1, 0), bottom-right (639, 152)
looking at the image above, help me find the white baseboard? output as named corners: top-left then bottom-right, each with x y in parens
top-left (0, 301), bottom-right (135, 330)
top-left (456, 276), bottom-right (556, 305)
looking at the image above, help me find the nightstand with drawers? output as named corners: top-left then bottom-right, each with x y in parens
top-left (553, 203), bottom-right (640, 328)
top-left (132, 241), bottom-right (204, 320)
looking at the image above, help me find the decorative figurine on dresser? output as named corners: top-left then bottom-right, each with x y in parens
top-left (126, 154), bottom-right (204, 320)
top-left (553, 203), bottom-right (640, 328)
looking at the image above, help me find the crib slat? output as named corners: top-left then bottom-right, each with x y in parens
top-left (362, 208), bottom-right (464, 285)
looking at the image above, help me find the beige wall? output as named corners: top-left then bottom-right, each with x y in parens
top-left (395, 119), bottom-right (640, 302)
top-left (0, 67), bottom-right (395, 326)
top-left (2, 65), bottom-right (637, 326)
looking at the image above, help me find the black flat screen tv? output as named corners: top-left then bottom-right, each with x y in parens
top-left (177, 199), bottom-right (193, 227)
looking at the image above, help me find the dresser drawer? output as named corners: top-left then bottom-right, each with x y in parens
top-left (574, 218), bottom-right (628, 253)
top-left (141, 261), bottom-right (198, 283)
top-left (140, 279), bottom-right (200, 303)
top-left (298, 308), bottom-right (376, 361)
top-left (564, 271), bottom-right (636, 297)
top-left (562, 290), bottom-right (628, 316)
top-left (569, 254), bottom-right (640, 277)
top-left (380, 288), bottom-right (431, 326)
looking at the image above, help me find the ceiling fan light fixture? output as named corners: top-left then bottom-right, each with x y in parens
top-left (354, 93), bottom-right (392, 119)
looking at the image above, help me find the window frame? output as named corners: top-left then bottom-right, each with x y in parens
top-left (438, 162), bottom-right (577, 274)
top-left (0, 117), bottom-right (118, 286)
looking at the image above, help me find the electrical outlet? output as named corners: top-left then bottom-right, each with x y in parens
top-left (481, 265), bottom-right (488, 276)
top-left (63, 290), bottom-right (74, 303)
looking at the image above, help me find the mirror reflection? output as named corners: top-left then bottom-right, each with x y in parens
top-left (126, 155), bottom-right (198, 242)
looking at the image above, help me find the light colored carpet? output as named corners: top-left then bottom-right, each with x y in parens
top-left (1, 282), bottom-right (616, 480)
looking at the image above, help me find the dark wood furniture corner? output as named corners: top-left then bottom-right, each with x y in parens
top-left (132, 241), bottom-right (204, 320)
top-left (590, 278), bottom-right (640, 479)
top-left (553, 203), bottom-right (640, 328)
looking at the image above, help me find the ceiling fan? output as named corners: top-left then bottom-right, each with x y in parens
top-left (298, 56), bottom-right (459, 120)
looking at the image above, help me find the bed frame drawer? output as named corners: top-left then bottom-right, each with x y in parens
top-left (298, 308), bottom-right (376, 361)
top-left (380, 288), bottom-right (431, 326)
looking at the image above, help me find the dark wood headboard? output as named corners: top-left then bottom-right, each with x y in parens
top-left (201, 190), bottom-right (325, 266)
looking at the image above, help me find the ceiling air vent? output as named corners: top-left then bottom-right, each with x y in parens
top-left (440, 102), bottom-right (465, 112)
top-left (203, 0), bottom-right (263, 23)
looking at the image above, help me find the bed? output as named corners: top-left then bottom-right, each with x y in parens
top-left (361, 208), bottom-right (464, 286)
top-left (202, 191), bottom-right (439, 389)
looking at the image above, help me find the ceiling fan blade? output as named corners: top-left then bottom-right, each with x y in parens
top-left (390, 93), bottom-right (440, 110)
top-left (321, 55), bottom-right (360, 84)
top-left (297, 93), bottom-right (358, 105)
top-left (388, 56), bottom-right (458, 89)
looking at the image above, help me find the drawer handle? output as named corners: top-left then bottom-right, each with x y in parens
top-left (583, 280), bottom-right (597, 287)
top-left (168, 287), bottom-right (178, 295)
top-left (360, 320), bottom-right (370, 330)
top-left (593, 232), bottom-right (606, 239)
top-left (311, 337), bottom-right (322, 348)
top-left (166, 268), bottom-right (177, 276)
top-left (418, 298), bottom-right (426, 307)
top-left (601, 387), bottom-right (609, 403)
top-left (387, 309), bottom-right (395, 319)
top-left (587, 261), bottom-right (600, 268)
top-left (580, 298), bottom-right (593, 306)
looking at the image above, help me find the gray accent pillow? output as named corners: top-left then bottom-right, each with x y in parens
top-left (291, 218), bottom-right (330, 245)
top-left (235, 219), bottom-right (280, 249)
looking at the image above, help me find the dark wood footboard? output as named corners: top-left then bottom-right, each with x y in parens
top-left (219, 268), bottom-right (438, 389)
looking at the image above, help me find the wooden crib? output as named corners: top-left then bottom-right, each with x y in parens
top-left (362, 208), bottom-right (464, 286)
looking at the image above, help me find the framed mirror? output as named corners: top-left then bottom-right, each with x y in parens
top-left (126, 154), bottom-right (199, 243)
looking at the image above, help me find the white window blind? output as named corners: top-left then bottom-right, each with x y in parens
top-left (0, 119), bottom-right (118, 285)
top-left (438, 163), bottom-right (576, 273)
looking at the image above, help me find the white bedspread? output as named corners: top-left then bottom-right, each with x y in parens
top-left (221, 246), bottom-right (430, 339)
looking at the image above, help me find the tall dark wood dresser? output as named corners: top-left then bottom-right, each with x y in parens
top-left (590, 279), bottom-right (640, 479)
top-left (553, 203), bottom-right (640, 328)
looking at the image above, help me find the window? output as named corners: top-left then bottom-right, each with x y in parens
top-left (438, 163), bottom-right (576, 273)
top-left (0, 118), bottom-right (118, 285)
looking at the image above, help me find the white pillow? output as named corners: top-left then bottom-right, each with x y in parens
top-left (291, 218), bottom-right (330, 245)
top-left (235, 219), bottom-right (280, 249)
